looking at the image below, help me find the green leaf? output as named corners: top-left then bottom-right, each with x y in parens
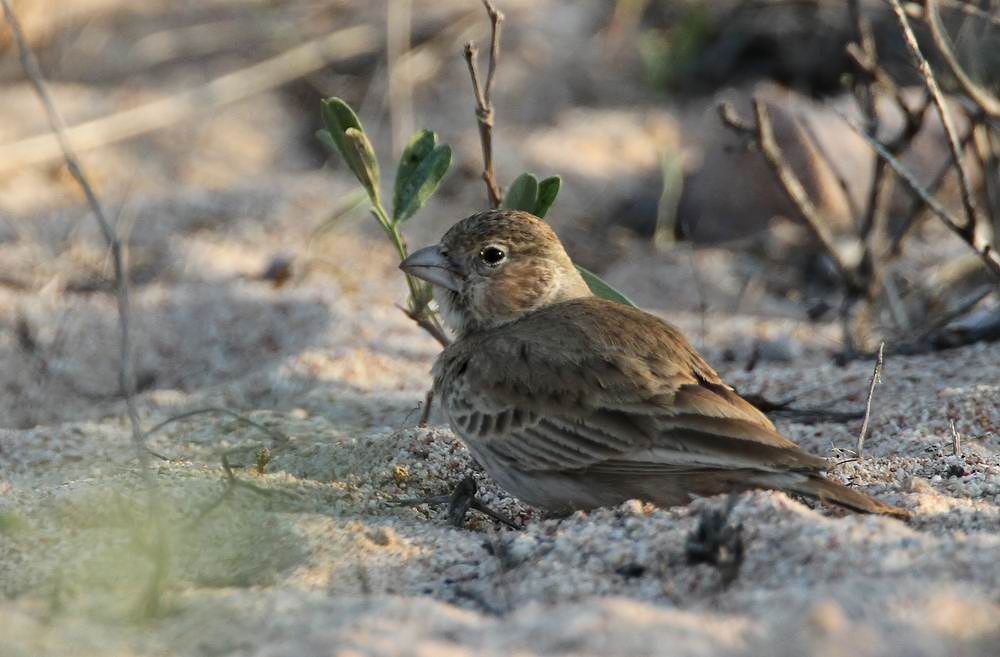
top-left (392, 131), bottom-right (451, 223)
top-left (343, 127), bottom-right (381, 201)
top-left (319, 97), bottom-right (363, 160)
top-left (316, 129), bottom-right (338, 155)
top-left (502, 172), bottom-right (539, 212)
top-left (576, 264), bottom-right (636, 307)
top-left (393, 130), bottom-right (436, 219)
top-left (319, 98), bottom-right (381, 200)
top-left (392, 143), bottom-right (452, 224)
top-left (533, 176), bottom-right (561, 218)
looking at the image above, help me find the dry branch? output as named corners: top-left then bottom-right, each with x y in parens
top-left (889, 0), bottom-right (980, 237)
top-left (925, 0), bottom-right (1000, 118)
top-left (856, 341), bottom-right (885, 457)
top-left (841, 113), bottom-right (1000, 280)
top-left (464, 0), bottom-right (504, 208)
top-left (140, 407), bottom-right (294, 527)
top-left (1, 0), bottom-right (166, 615)
top-left (400, 304), bottom-right (451, 347)
top-left (887, 123), bottom-right (978, 258)
top-left (719, 100), bottom-right (864, 293)
top-left (0, 24), bottom-right (378, 172)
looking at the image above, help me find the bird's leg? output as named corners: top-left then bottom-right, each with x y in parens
top-left (392, 475), bottom-right (520, 530)
top-left (446, 475), bottom-right (477, 526)
top-left (418, 388), bottom-right (434, 427)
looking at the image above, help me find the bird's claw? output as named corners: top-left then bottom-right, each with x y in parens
top-left (392, 475), bottom-right (520, 530)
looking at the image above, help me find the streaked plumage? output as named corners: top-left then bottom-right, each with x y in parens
top-left (400, 210), bottom-right (907, 518)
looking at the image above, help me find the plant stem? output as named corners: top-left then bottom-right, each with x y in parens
top-left (369, 200), bottom-right (449, 343)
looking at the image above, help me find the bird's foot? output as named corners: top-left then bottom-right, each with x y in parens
top-left (392, 475), bottom-right (521, 530)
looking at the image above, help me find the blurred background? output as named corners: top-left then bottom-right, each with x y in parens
top-left (1, 0), bottom-right (999, 430)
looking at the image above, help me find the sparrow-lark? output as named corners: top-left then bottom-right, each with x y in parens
top-left (400, 210), bottom-right (907, 519)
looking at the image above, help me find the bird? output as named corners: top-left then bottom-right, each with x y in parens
top-left (399, 209), bottom-right (908, 519)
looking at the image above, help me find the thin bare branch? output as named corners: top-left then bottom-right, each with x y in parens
top-left (727, 100), bottom-right (865, 292)
top-left (925, 0), bottom-right (1000, 117)
top-left (400, 304), bottom-right (451, 347)
top-left (841, 112), bottom-right (1000, 280)
top-left (418, 389), bottom-right (434, 426)
top-left (887, 122), bottom-right (977, 258)
top-left (888, 0), bottom-right (980, 237)
top-left (797, 117), bottom-right (863, 226)
top-left (856, 341), bottom-right (885, 457)
top-left (143, 406), bottom-right (291, 450)
top-left (973, 123), bottom-right (1000, 238)
top-left (914, 284), bottom-right (994, 344)
top-left (1, 0), bottom-right (166, 615)
top-left (481, 0), bottom-right (503, 106)
top-left (464, 0), bottom-right (505, 208)
top-left (716, 101), bottom-right (755, 135)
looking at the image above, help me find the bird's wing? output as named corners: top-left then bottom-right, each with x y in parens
top-left (436, 298), bottom-right (827, 474)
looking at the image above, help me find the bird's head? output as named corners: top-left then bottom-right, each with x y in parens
top-left (400, 209), bottom-right (591, 335)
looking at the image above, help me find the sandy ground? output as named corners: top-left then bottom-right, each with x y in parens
top-left (2, 1), bottom-right (1000, 655)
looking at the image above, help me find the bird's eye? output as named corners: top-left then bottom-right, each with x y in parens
top-left (479, 246), bottom-right (506, 266)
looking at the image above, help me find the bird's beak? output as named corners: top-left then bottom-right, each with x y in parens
top-left (399, 244), bottom-right (462, 292)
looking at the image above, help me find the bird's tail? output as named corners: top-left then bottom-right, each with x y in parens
top-left (783, 474), bottom-right (910, 520)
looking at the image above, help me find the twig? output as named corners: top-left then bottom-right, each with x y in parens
top-left (886, 122), bottom-right (977, 259)
top-left (845, 41), bottom-right (931, 155)
top-left (915, 284), bottom-right (994, 344)
top-left (143, 406), bottom-right (291, 450)
top-left (856, 341), bottom-right (884, 457)
top-left (1, 0), bottom-right (166, 615)
top-left (950, 419), bottom-right (962, 457)
top-left (843, 4), bottom-right (918, 304)
top-left (399, 304), bottom-right (450, 347)
top-left (924, 0), bottom-right (1000, 118)
top-left (796, 115), bottom-right (863, 226)
top-left (720, 99), bottom-right (863, 293)
top-left (0, 24), bottom-right (378, 172)
top-left (464, 0), bottom-right (505, 208)
top-left (882, 271), bottom-right (910, 330)
top-left (140, 407), bottom-right (295, 526)
top-left (841, 113), bottom-right (1000, 280)
top-left (888, 0), bottom-right (980, 237)
top-left (973, 124), bottom-right (1000, 233)
top-left (418, 389), bottom-right (434, 426)
top-left (188, 447), bottom-right (288, 527)
top-left (717, 101), bottom-right (755, 135)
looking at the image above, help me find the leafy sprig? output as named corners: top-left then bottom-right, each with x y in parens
top-left (318, 95), bottom-right (636, 346)
top-left (318, 97), bottom-right (450, 345)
